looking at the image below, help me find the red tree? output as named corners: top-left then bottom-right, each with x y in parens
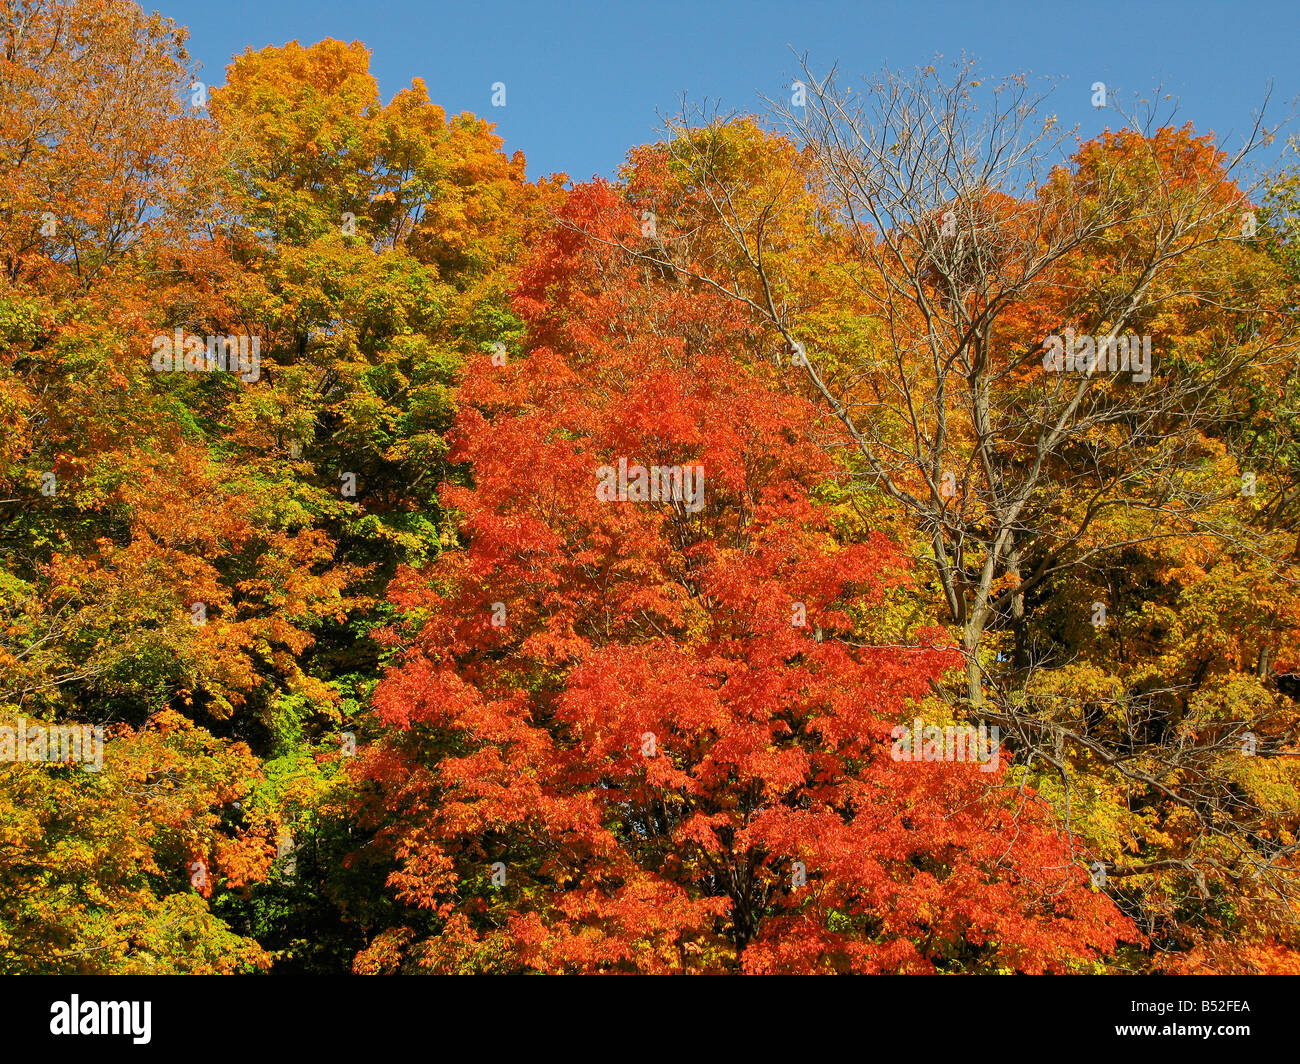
top-left (350, 182), bottom-right (1132, 973)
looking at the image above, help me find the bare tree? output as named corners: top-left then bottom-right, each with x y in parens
top-left (600, 59), bottom-right (1293, 700)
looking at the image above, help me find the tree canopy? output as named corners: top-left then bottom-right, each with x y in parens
top-left (2, 0), bottom-right (1297, 975)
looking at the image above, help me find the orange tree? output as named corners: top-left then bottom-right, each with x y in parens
top-left (348, 182), bottom-right (1131, 973)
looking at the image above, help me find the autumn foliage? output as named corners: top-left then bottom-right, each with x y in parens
top-left (1, 0), bottom-right (1297, 974)
top-left (345, 184), bottom-right (1131, 973)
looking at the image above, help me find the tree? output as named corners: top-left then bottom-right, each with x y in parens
top-left (349, 182), bottom-right (1131, 973)
top-left (0, 708), bottom-right (274, 974)
top-left (610, 62), bottom-right (1300, 969)
top-left (0, 0), bottom-right (214, 291)
top-left (626, 61), bottom-right (1292, 708)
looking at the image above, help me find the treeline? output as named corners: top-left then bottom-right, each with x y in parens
top-left (1, 0), bottom-right (1298, 973)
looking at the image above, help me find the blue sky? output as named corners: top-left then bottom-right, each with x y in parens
top-left (158, 0), bottom-right (1297, 182)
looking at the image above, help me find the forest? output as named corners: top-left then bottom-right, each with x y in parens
top-left (2, 0), bottom-right (1299, 975)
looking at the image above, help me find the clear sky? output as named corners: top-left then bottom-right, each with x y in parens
top-left (156, 0), bottom-right (1297, 182)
